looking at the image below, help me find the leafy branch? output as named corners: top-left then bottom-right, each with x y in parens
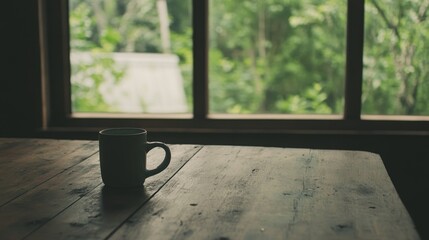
top-left (370, 0), bottom-right (400, 38)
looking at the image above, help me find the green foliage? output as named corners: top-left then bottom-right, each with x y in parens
top-left (276, 83), bottom-right (332, 114)
top-left (99, 28), bottom-right (122, 52)
top-left (171, 29), bottom-right (193, 109)
top-left (209, 49), bottom-right (264, 114)
top-left (70, 0), bottom-right (192, 113)
top-left (363, 0), bottom-right (429, 115)
top-left (69, 0), bottom-right (429, 116)
top-left (69, 2), bottom-right (96, 50)
top-left (209, 0), bottom-right (346, 114)
top-left (69, 1), bottom-right (125, 112)
top-left (71, 55), bottom-right (125, 112)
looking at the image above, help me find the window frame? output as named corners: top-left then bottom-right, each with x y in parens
top-left (40, 0), bottom-right (429, 134)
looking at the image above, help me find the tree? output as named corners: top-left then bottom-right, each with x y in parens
top-left (363, 0), bottom-right (429, 115)
top-left (209, 0), bottom-right (346, 114)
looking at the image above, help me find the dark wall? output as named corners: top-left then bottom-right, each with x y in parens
top-left (0, 1), bottom-right (43, 136)
top-left (0, 2), bottom-right (428, 239)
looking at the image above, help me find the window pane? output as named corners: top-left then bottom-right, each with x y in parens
top-left (363, 1), bottom-right (429, 116)
top-left (69, 0), bottom-right (192, 113)
top-left (209, 0), bottom-right (346, 114)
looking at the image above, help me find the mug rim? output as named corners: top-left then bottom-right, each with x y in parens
top-left (99, 128), bottom-right (147, 136)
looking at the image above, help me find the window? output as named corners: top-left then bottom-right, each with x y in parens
top-left (208, 1), bottom-right (346, 115)
top-left (362, 0), bottom-right (429, 117)
top-left (42, 0), bottom-right (429, 132)
top-left (68, 0), bottom-right (192, 114)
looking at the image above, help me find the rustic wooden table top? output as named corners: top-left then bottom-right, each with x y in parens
top-left (0, 138), bottom-right (420, 240)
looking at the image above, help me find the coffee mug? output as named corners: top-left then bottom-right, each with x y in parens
top-left (99, 128), bottom-right (171, 187)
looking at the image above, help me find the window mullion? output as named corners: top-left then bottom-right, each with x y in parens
top-left (192, 0), bottom-right (209, 120)
top-left (344, 0), bottom-right (365, 120)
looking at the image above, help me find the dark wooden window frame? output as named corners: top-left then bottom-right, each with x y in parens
top-left (40, 0), bottom-right (429, 134)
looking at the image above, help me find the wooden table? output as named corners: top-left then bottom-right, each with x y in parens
top-left (0, 138), bottom-right (420, 240)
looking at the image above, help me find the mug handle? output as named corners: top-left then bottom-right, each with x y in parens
top-left (145, 142), bottom-right (171, 177)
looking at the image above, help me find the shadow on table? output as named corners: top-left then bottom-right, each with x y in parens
top-left (101, 186), bottom-right (150, 212)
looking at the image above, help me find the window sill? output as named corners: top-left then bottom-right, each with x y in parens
top-left (37, 124), bottom-right (429, 139)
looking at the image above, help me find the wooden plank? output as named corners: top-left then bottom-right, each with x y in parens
top-left (0, 153), bottom-right (101, 239)
top-left (0, 138), bottom-right (93, 166)
top-left (0, 138), bottom-right (98, 206)
top-left (26, 145), bottom-right (202, 240)
top-left (110, 146), bottom-right (419, 240)
top-left (0, 138), bottom-right (69, 161)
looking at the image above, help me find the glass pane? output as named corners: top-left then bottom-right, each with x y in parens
top-left (69, 0), bottom-right (192, 113)
top-left (363, 1), bottom-right (429, 115)
top-left (209, 0), bottom-right (346, 114)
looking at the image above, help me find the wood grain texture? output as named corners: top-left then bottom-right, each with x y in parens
top-left (0, 153), bottom-right (101, 239)
top-left (110, 146), bottom-right (419, 240)
top-left (0, 138), bottom-right (98, 206)
top-left (26, 145), bottom-right (202, 240)
top-left (0, 140), bottom-right (419, 240)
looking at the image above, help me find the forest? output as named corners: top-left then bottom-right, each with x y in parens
top-left (69, 0), bottom-right (429, 115)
